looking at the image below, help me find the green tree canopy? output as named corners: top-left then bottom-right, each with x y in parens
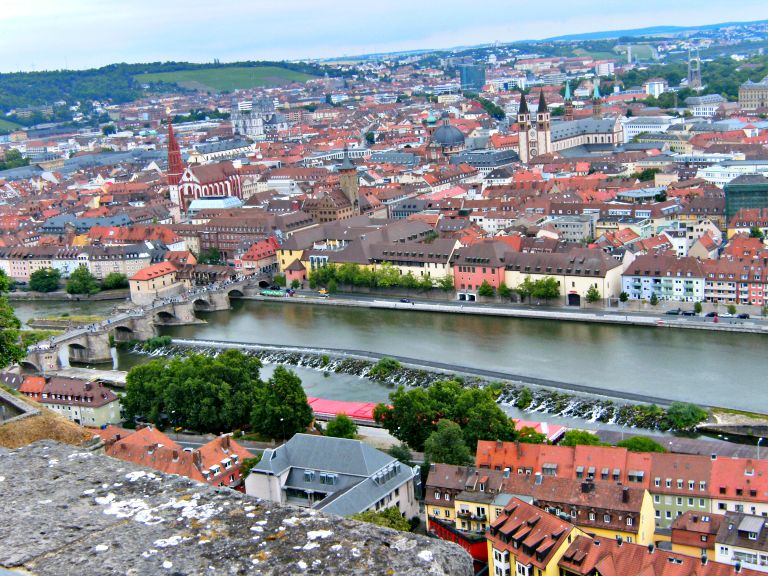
top-left (123, 350), bottom-right (263, 432)
top-left (650, 293), bottom-right (659, 306)
top-left (101, 272), bottom-right (128, 290)
top-left (515, 276), bottom-right (535, 302)
top-left (617, 436), bottom-right (667, 453)
top-left (518, 426), bottom-right (547, 444)
top-left (619, 291), bottom-right (629, 303)
top-left (0, 275), bottom-right (24, 369)
top-left (374, 380), bottom-right (516, 452)
top-left (66, 265), bottom-right (100, 295)
top-left (29, 268), bottom-right (61, 293)
top-left (325, 414), bottom-right (357, 439)
top-left (562, 430), bottom-right (603, 447)
top-left (498, 282), bottom-right (512, 299)
top-left (749, 225), bottom-right (765, 240)
top-left (198, 248), bottom-right (222, 265)
top-left (478, 280), bottom-right (495, 297)
top-left (251, 366), bottom-right (313, 439)
top-left (350, 507), bottom-right (411, 532)
top-left (387, 443), bottom-right (414, 466)
top-left (531, 277), bottom-right (560, 301)
top-left (665, 402), bottom-right (708, 431)
top-left (424, 419), bottom-right (472, 465)
top-left (586, 285), bottom-right (601, 304)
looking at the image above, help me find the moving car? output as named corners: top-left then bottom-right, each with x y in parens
top-left (705, 312), bottom-right (718, 318)
top-left (681, 310), bottom-right (696, 316)
top-left (400, 298), bottom-right (411, 303)
top-left (665, 309), bottom-right (681, 315)
top-left (738, 313), bottom-right (750, 319)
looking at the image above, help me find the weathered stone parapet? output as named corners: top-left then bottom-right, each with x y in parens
top-left (0, 442), bottom-right (472, 576)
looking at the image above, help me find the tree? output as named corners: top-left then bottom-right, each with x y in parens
top-left (0, 278), bottom-right (24, 369)
top-left (290, 279), bottom-right (301, 290)
top-left (123, 350), bottom-right (263, 432)
top-left (327, 278), bottom-right (338, 293)
top-left (325, 414), bottom-right (357, 439)
top-left (693, 301), bottom-right (703, 315)
top-left (66, 265), bottom-right (100, 295)
top-left (417, 274), bottom-right (434, 292)
top-left (619, 291), bottom-right (629, 303)
top-left (273, 274), bottom-right (286, 287)
top-left (102, 124), bottom-right (116, 135)
top-left (239, 455), bottom-right (263, 479)
top-left (350, 507), bottom-right (411, 532)
top-left (749, 225), bottom-right (765, 240)
top-left (251, 366), bottom-right (313, 440)
top-left (728, 304), bottom-right (737, 315)
top-left (0, 270), bottom-right (10, 293)
top-left (649, 293), bottom-right (659, 306)
top-left (515, 276), bottom-right (535, 303)
top-left (477, 280), bottom-right (495, 298)
top-left (364, 131), bottom-right (375, 145)
top-left (437, 275), bottom-right (454, 292)
top-left (498, 282), bottom-right (512, 299)
top-left (518, 426), bottom-right (547, 444)
top-left (585, 285), bottom-right (601, 304)
top-left (617, 436), bottom-right (667, 453)
top-left (515, 387), bottom-right (534, 410)
top-left (198, 248), bottom-right (222, 265)
top-left (532, 277), bottom-right (560, 302)
top-left (665, 402), bottom-right (708, 431)
top-left (562, 430), bottom-right (603, 447)
top-left (101, 272), bottom-right (128, 290)
top-left (424, 420), bottom-right (472, 465)
top-left (387, 443), bottom-right (413, 466)
top-left (29, 268), bottom-right (61, 293)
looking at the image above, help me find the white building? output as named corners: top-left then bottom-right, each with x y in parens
top-left (643, 78), bottom-right (669, 98)
top-left (697, 161), bottom-right (768, 188)
top-left (621, 254), bottom-right (706, 302)
top-left (715, 513), bottom-right (768, 573)
top-left (622, 116), bottom-right (681, 144)
top-left (685, 94), bottom-right (728, 118)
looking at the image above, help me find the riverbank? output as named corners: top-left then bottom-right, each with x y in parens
top-left (8, 289), bottom-right (128, 302)
top-left (248, 293), bottom-right (768, 335)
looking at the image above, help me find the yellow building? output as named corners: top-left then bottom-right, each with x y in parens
top-left (503, 250), bottom-right (623, 306)
top-left (487, 498), bottom-right (586, 576)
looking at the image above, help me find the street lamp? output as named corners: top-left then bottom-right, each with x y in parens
top-left (280, 417), bottom-right (285, 442)
top-left (758, 437), bottom-right (764, 460)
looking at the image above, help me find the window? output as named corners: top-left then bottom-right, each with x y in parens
top-left (718, 503), bottom-right (726, 511)
top-left (654, 478), bottom-right (660, 487)
top-left (627, 517), bottom-right (633, 526)
top-left (677, 497), bottom-right (683, 506)
top-left (688, 481), bottom-right (694, 490)
top-left (444, 493), bottom-right (450, 501)
top-left (677, 480), bottom-right (683, 489)
top-left (603, 514), bottom-right (611, 523)
top-left (699, 499), bottom-right (705, 508)
top-left (666, 511), bottom-right (672, 519)
top-left (445, 510), bottom-right (450, 518)
top-left (435, 491), bottom-right (440, 500)
top-left (666, 479), bottom-right (672, 488)
top-left (655, 510), bottom-right (660, 518)
top-left (654, 495), bottom-right (660, 504)
top-left (688, 498), bottom-right (694, 506)
top-left (434, 509), bottom-right (440, 517)
top-left (589, 512), bottom-right (595, 521)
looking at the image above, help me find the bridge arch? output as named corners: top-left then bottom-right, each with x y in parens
top-left (68, 342), bottom-right (88, 364)
top-left (258, 279), bottom-right (270, 289)
top-left (111, 325), bottom-right (135, 342)
top-left (193, 298), bottom-right (211, 311)
top-left (19, 360), bottom-right (40, 373)
top-left (155, 310), bottom-right (177, 324)
top-left (228, 288), bottom-right (245, 299)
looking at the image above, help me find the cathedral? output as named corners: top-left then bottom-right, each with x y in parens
top-left (516, 85), bottom-right (624, 165)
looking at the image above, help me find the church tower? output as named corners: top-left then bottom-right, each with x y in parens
top-left (563, 81), bottom-right (574, 121)
top-left (338, 147), bottom-right (360, 215)
top-left (592, 82), bottom-right (603, 119)
top-left (166, 114), bottom-right (185, 206)
top-left (517, 92), bottom-right (551, 164)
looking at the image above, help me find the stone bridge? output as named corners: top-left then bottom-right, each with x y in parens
top-left (23, 277), bottom-right (265, 373)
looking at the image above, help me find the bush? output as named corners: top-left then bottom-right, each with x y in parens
top-left (515, 387), bottom-right (533, 410)
top-left (665, 402), bottom-right (708, 431)
top-left (142, 335), bottom-right (172, 352)
top-left (617, 436), bottom-right (667, 453)
top-left (727, 304), bottom-right (737, 315)
top-left (619, 291), bottom-right (629, 303)
top-left (66, 266), bottom-right (100, 295)
top-left (369, 357), bottom-right (401, 381)
top-left (562, 430), bottom-right (603, 447)
top-left (649, 293), bottom-right (659, 306)
top-left (273, 274), bottom-right (286, 287)
top-left (693, 301), bottom-right (703, 314)
top-left (325, 414), bottom-right (357, 439)
top-left (478, 280), bottom-right (495, 297)
top-left (29, 268), bottom-right (61, 292)
top-left (102, 272), bottom-right (128, 290)
top-left (586, 285), bottom-right (601, 304)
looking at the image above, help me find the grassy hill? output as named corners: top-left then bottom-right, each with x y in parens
top-left (0, 118), bottom-right (23, 133)
top-left (135, 66), bottom-right (316, 91)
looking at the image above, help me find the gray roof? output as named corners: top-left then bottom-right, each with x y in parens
top-left (551, 118), bottom-right (618, 141)
top-left (194, 139), bottom-right (251, 155)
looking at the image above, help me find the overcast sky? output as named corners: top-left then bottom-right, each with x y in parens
top-left (1, 0), bottom-right (767, 72)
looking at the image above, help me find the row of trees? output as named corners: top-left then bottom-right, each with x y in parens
top-left (309, 262), bottom-right (454, 292)
top-left (28, 267), bottom-right (128, 295)
top-left (123, 351), bottom-right (313, 437)
top-left (0, 149), bottom-right (29, 171)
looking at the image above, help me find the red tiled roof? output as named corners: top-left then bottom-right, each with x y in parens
top-left (130, 261), bottom-right (177, 281)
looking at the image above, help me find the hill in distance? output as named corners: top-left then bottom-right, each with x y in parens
top-left (134, 65), bottom-right (316, 92)
top-left (544, 19), bottom-right (768, 42)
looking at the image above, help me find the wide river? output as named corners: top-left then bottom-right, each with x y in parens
top-left (12, 298), bottom-right (768, 411)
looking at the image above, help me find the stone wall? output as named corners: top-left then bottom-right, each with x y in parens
top-left (0, 442), bottom-right (472, 576)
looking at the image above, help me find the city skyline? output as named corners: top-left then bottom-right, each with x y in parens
top-left (2, 0), bottom-right (768, 73)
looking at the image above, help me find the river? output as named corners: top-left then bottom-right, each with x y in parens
top-left (11, 298), bottom-right (768, 412)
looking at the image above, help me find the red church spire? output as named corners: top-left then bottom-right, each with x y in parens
top-left (166, 113), bottom-right (184, 187)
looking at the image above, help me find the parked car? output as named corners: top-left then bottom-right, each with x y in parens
top-left (738, 313), bottom-right (750, 319)
top-left (719, 312), bottom-right (734, 318)
top-left (400, 298), bottom-right (411, 303)
top-left (705, 312), bottom-right (718, 318)
top-left (665, 309), bottom-right (682, 315)
top-left (681, 310), bottom-right (696, 316)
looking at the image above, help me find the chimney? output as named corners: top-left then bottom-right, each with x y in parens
top-left (222, 435), bottom-right (230, 450)
top-left (622, 487), bottom-right (630, 503)
top-left (581, 482), bottom-right (592, 493)
top-left (647, 544), bottom-right (655, 554)
top-left (616, 536), bottom-right (623, 546)
top-left (84, 382), bottom-right (92, 391)
top-left (701, 552), bottom-right (708, 566)
top-left (172, 450), bottom-right (179, 462)
top-left (193, 450), bottom-right (202, 469)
